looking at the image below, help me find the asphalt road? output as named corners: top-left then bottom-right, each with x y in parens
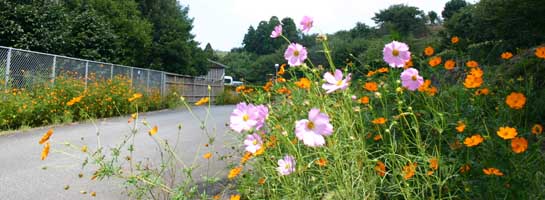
top-left (0, 105), bottom-right (237, 200)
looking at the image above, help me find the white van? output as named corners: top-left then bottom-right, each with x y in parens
top-left (224, 76), bottom-right (243, 86)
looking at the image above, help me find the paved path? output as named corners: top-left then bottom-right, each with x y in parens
top-left (0, 105), bottom-right (237, 200)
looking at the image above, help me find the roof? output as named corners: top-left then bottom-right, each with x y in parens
top-left (207, 59), bottom-right (229, 69)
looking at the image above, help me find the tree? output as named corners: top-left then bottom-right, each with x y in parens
top-left (372, 4), bottom-right (428, 37)
top-left (428, 11), bottom-right (439, 25)
top-left (242, 16), bottom-right (298, 55)
top-left (442, 0), bottom-right (468, 20)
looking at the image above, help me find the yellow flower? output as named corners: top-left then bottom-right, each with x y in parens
top-left (501, 52), bottom-right (513, 60)
top-left (483, 167), bottom-right (504, 176)
top-left (424, 46), bottom-right (434, 56)
top-left (230, 194), bottom-right (241, 200)
top-left (295, 77), bottom-right (311, 89)
top-left (195, 97), bottom-right (209, 106)
top-left (228, 166), bottom-right (243, 180)
top-left (203, 152), bottom-right (212, 159)
top-left (81, 145), bottom-right (88, 153)
top-left (451, 36), bottom-right (459, 44)
top-left (371, 117), bottom-right (387, 125)
top-left (463, 134), bottom-right (484, 147)
top-left (38, 129), bottom-right (54, 144)
top-left (532, 124), bottom-right (543, 135)
top-left (505, 92), bottom-right (526, 109)
top-left (497, 126), bottom-right (517, 140)
top-left (128, 93), bottom-right (143, 102)
top-left (428, 56), bottom-right (442, 67)
top-left (511, 137), bottom-right (528, 153)
top-left (444, 59), bottom-right (456, 70)
top-left (148, 125), bottom-right (158, 136)
top-left (41, 142), bottom-right (50, 160)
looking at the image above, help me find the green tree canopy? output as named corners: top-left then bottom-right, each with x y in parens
top-left (372, 4), bottom-right (428, 37)
top-left (442, 0), bottom-right (468, 20)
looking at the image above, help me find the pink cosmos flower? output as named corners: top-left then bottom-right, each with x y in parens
top-left (383, 41), bottom-right (411, 68)
top-left (400, 68), bottom-right (424, 91)
top-left (295, 108), bottom-right (333, 147)
top-left (270, 25), bottom-right (282, 38)
top-left (284, 43), bottom-right (308, 66)
top-left (277, 155), bottom-right (295, 175)
top-left (229, 103), bottom-right (268, 133)
top-left (300, 16), bottom-right (313, 32)
top-left (321, 69), bottom-right (351, 94)
top-left (243, 133), bottom-right (263, 154)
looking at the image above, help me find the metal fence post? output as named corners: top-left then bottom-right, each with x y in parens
top-left (84, 61), bottom-right (89, 88)
top-left (110, 64), bottom-right (114, 79)
top-left (146, 69), bottom-right (150, 92)
top-left (51, 55), bottom-right (56, 85)
top-left (130, 67), bottom-right (133, 87)
top-left (161, 72), bottom-right (165, 96)
top-left (5, 48), bottom-right (11, 88)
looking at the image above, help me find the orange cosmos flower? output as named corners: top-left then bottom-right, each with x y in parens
top-left (258, 177), bottom-right (266, 185)
top-left (263, 81), bottom-right (273, 92)
top-left (235, 85), bottom-right (246, 93)
top-left (451, 36), bottom-right (459, 44)
top-left (511, 137), bottom-right (528, 154)
top-left (475, 88), bottom-right (490, 96)
top-left (466, 60), bottom-right (479, 68)
top-left (372, 117), bottom-right (387, 125)
top-left (39, 129), bottom-right (54, 144)
top-left (195, 97), bottom-right (209, 106)
top-left (203, 152), bottom-right (212, 159)
top-left (505, 92), bottom-right (526, 109)
top-left (277, 64), bottom-right (286, 75)
top-left (81, 145), bottom-right (88, 153)
top-left (230, 194), bottom-right (241, 200)
top-left (463, 74), bottom-right (483, 89)
top-left (364, 82), bottom-right (378, 92)
top-left (375, 161), bottom-right (386, 177)
top-left (402, 162), bottom-right (417, 180)
top-left (456, 121), bottom-right (466, 133)
top-left (41, 142), bottom-right (50, 160)
top-left (459, 164), bottom-right (470, 173)
top-left (483, 167), bottom-right (504, 176)
top-left (276, 87), bottom-right (291, 95)
top-left (213, 195), bottom-right (221, 200)
top-left (366, 70), bottom-right (377, 77)
top-left (377, 67), bottom-right (389, 73)
top-left (449, 139), bottom-right (463, 150)
top-left (228, 166), bottom-right (243, 180)
top-left (428, 56), bottom-right (442, 67)
top-left (464, 134), bottom-right (484, 147)
top-left (315, 157), bottom-right (328, 167)
top-left (429, 158), bottom-right (439, 171)
top-left (295, 77), bottom-right (311, 89)
top-left (148, 125), bottom-right (158, 136)
top-left (359, 96), bottom-right (370, 104)
top-left (277, 77), bottom-right (286, 83)
top-left (424, 46), bottom-right (434, 56)
top-left (240, 152), bottom-right (252, 164)
top-left (532, 124), bottom-right (543, 135)
top-left (444, 59), bottom-right (456, 70)
top-left (373, 134), bottom-right (382, 141)
top-left (497, 126), bottom-right (517, 140)
top-left (404, 59), bottom-right (414, 69)
top-left (535, 47), bottom-right (545, 59)
top-left (501, 52), bottom-right (513, 60)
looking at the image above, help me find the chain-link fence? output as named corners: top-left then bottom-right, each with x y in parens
top-left (0, 46), bottom-right (224, 103)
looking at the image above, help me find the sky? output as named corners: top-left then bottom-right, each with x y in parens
top-left (178, 0), bottom-right (473, 51)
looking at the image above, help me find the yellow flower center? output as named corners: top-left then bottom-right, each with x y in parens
top-left (411, 75), bottom-right (417, 81)
top-left (252, 140), bottom-right (258, 145)
top-left (336, 80), bottom-right (343, 86)
top-left (243, 114), bottom-right (249, 121)
top-left (293, 50), bottom-right (300, 57)
top-left (285, 163), bottom-right (291, 169)
top-left (307, 121), bottom-right (315, 130)
top-left (392, 49), bottom-right (399, 57)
